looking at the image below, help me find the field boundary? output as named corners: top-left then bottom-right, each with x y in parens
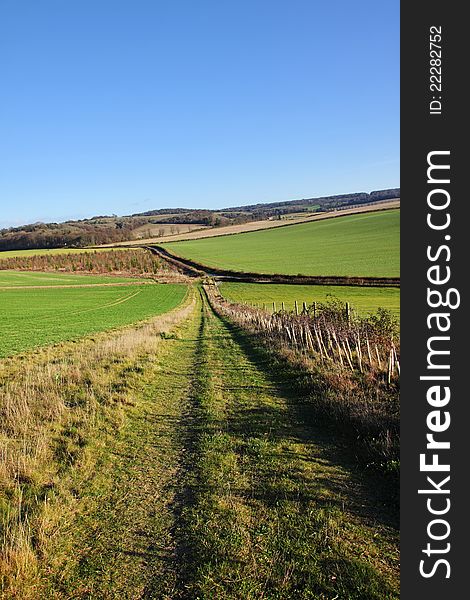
top-left (149, 245), bottom-right (400, 287)
top-left (93, 200), bottom-right (399, 248)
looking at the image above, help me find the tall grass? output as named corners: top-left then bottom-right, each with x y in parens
top-left (0, 292), bottom-right (195, 596)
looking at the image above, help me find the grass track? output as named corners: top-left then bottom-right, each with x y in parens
top-left (219, 282), bottom-right (400, 317)
top-left (0, 283), bottom-right (187, 357)
top-left (163, 209), bottom-right (400, 278)
top-left (184, 295), bottom-right (399, 598)
top-left (36, 290), bottom-right (399, 598)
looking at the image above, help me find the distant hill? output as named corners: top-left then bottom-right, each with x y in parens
top-left (0, 188), bottom-right (399, 251)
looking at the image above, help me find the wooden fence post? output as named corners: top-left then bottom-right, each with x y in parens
top-left (294, 300), bottom-right (299, 316)
top-left (375, 344), bottom-right (382, 369)
top-left (345, 302), bottom-right (350, 323)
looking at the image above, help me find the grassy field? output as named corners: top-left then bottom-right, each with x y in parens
top-left (164, 209), bottom-right (400, 277)
top-left (0, 282), bottom-right (187, 357)
top-left (0, 247), bottom-right (122, 260)
top-left (219, 282), bottom-right (400, 317)
top-left (1, 292), bottom-right (398, 598)
top-left (0, 270), bottom-right (142, 287)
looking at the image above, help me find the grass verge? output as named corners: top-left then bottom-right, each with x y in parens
top-left (0, 292), bottom-right (195, 597)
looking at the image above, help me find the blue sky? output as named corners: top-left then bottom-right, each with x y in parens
top-left (0, 0), bottom-right (399, 227)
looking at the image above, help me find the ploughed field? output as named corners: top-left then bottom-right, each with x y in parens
top-left (0, 272), bottom-right (187, 357)
top-left (163, 209), bottom-right (400, 278)
top-left (219, 282), bottom-right (400, 318)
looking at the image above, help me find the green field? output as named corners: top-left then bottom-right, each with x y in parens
top-left (164, 209), bottom-right (399, 277)
top-left (0, 270), bottom-right (142, 287)
top-left (0, 282), bottom-right (187, 357)
top-left (219, 282), bottom-right (400, 317)
top-left (0, 247), bottom-right (123, 260)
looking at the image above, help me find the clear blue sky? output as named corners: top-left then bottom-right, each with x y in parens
top-left (0, 0), bottom-right (399, 227)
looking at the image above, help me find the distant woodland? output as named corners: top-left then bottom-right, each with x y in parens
top-left (0, 188), bottom-right (399, 251)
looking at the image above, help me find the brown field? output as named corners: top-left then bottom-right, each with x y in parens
top-left (130, 222), bottom-right (208, 239)
top-left (95, 223), bottom-right (208, 247)
top-left (102, 199), bottom-right (400, 247)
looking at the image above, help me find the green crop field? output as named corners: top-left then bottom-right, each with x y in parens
top-left (0, 282), bottom-right (187, 357)
top-left (0, 247), bottom-right (123, 260)
top-left (0, 270), bottom-right (142, 287)
top-left (164, 209), bottom-right (399, 277)
top-left (219, 282), bottom-right (400, 318)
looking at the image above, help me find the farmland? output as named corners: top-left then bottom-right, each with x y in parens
top-left (130, 222), bottom-right (208, 239)
top-left (163, 209), bottom-right (400, 277)
top-left (0, 270), bottom-right (141, 287)
top-left (1, 290), bottom-right (399, 599)
top-left (108, 200), bottom-right (399, 246)
top-left (0, 280), bottom-right (187, 357)
top-left (0, 0), bottom-right (401, 591)
top-left (0, 190), bottom-right (399, 252)
top-left (0, 211), bottom-right (400, 597)
top-left (219, 282), bottom-right (400, 317)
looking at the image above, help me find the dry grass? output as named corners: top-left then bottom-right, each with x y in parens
top-left (0, 291), bottom-right (195, 596)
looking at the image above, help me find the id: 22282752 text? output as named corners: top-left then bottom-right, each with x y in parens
top-left (429, 26), bottom-right (443, 115)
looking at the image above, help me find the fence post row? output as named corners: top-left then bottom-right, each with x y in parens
top-left (206, 287), bottom-right (399, 384)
